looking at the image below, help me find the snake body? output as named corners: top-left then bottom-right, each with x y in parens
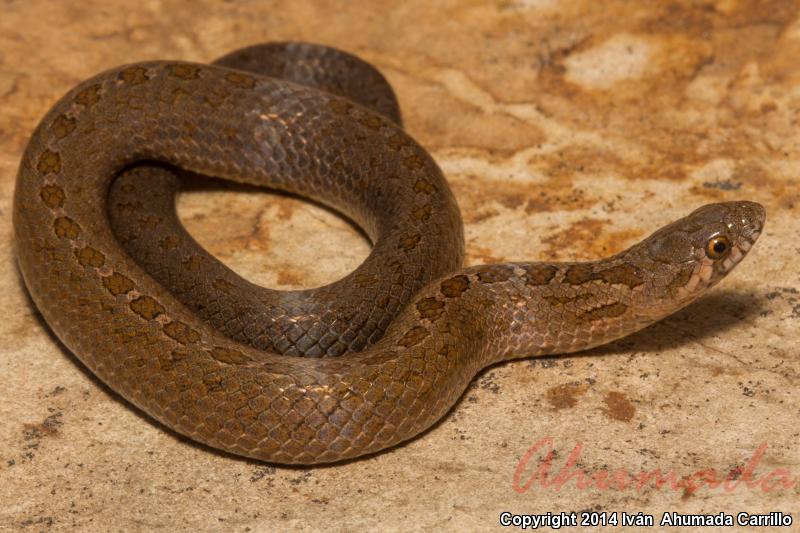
top-left (13, 43), bottom-right (764, 464)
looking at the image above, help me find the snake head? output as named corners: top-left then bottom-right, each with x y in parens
top-left (642, 201), bottom-right (765, 303)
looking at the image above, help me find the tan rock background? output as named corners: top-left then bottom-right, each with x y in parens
top-left (1, 1), bottom-right (798, 531)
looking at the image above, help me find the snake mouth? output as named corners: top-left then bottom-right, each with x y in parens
top-left (738, 230), bottom-right (760, 252)
top-left (722, 242), bottom-right (747, 272)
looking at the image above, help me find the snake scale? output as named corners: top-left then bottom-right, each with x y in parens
top-left (13, 43), bottom-right (764, 464)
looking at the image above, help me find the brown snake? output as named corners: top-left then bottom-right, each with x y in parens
top-left (13, 43), bottom-right (765, 464)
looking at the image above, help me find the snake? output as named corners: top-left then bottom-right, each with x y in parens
top-left (13, 43), bottom-right (765, 464)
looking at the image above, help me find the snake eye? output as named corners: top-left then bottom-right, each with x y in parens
top-left (706, 236), bottom-right (731, 259)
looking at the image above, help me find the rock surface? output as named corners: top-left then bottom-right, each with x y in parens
top-left (1, 1), bottom-right (798, 531)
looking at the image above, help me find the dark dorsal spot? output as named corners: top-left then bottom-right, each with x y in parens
top-left (413, 179), bottom-right (437, 195)
top-left (416, 297), bottom-right (445, 320)
top-left (212, 277), bottom-right (236, 293)
top-left (161, 86), bottom-right (190, 105)
top-left (74, 84), bottom-right (101, 107)
top-left (579, 302), bottom-right (628, 322)
top-left (225, 72), bottom-right (256, 89)
top-left (169, 64), bottom-right (201, 80)
top-left (136, 215), bottom-right (162, 229)
top-left (74, 245), bottom-right (105, 268)
top-left (476, 265), bottom-right (514, 284)
top-left (204, 88), bottom-right (231, 109)
top-left (103, 272), bottom-right (135, 295)
top-left (163, 321), bottom-right (201, 345)
top-left (353, 270), bottom-right (379, 287)
top-left (440, 275), bottom-right (470, 298)
top-left (564, 264), bottom-right (595, 285)
top-left (159, 235), bottom-right (179, 250)
top-left (403, 155), bottom-right (425, 171)
top-left (53, 216), bottom-right (80, 239)
top-left (209, 347), bottom-right (251, 364)
top-left (387, 259), bottom-right (404, 273)
top-left (157, 350), bottom-right (179, 372)
top-left (51, 115), bottom-right (77, 139)
top-left (358, 115), bottom-right (383, 130)
top-left (386, 133), bottom-right (407, 151)
top-left (437, 344), bottom-right (456, 360)
top-left (182, 255), bottom-right (203, 271)
top-left (564, 263), bottom-right (644, 289)
top-left (202, 372), bottom-right (225, 394)
top-left (597, 263), bottom-right (644, 288)
top-left (37, 150), bottom-right (61, 175)
top-left (130, 296), bottom-right (165, 320)
top-left (524, 264), bottom-right (558, 286)
top-left (39, 184), bottom-right (65, 208)
top-left (412, 204), bottom-right (432, 222)
top-left (400, 234), bottom-right (421, 251)
top-left (544, 294), bottom-right (578, 306)
top-left (397, 326), bottom-right (430, 347)
top-left (114, 201), bottom-right (142, 216)
top-left (118, 66), bottom-right (150, 85)
top-left (328, 99), bottom-right (352, 114)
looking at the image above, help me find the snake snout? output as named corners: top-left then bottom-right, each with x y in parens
top-left (730, 200), bottom-right (766, 249)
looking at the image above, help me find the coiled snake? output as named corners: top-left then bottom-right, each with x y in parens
top-left (13, 43), bottom-right (765, 464)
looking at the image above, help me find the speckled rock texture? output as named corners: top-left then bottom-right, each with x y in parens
top-left (1, 1), bottom-right (798, 531)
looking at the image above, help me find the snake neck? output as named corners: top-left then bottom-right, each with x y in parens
top-left (379, 253), bottom-right (718, 367)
